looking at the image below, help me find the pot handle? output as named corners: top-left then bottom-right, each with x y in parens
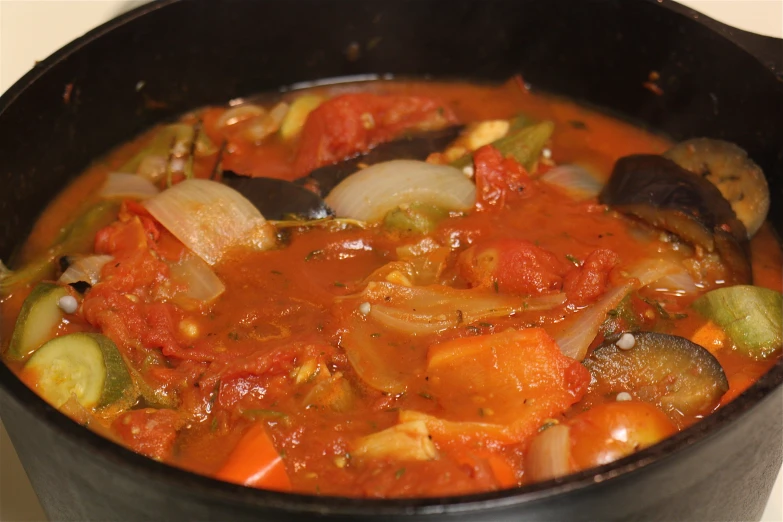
top-left (662, 0), bottom-right (783, 80)
top-left (720, 28), bottom-right (783, 80)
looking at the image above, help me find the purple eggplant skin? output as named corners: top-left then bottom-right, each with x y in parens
top-left (221, 171), bottom-right (333, 221)
top-left (599, 154), bottom-right (752, 285)
top-left (296, 125), bottom-right (463, 197)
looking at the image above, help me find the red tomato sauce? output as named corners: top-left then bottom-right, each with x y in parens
top-left (2, 80), bottom-right (781, 497)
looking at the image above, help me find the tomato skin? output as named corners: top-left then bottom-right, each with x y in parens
top-left (293, 93), bottom-right (456, 175)
top-left (458, 238), bottom-right (566, 295)
top-left (568, 401), bottom-right (676, 470)
top-left (563, 248), bottom-right (618, 306)
top-left (473, 145), bottom-right (534, 210)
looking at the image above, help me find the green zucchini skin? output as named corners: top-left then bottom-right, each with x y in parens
top-left (6, 282), bottom-right (68, 361)
top-left (23, 332), bottom-right (132, 409)
top-left (692, 285), bottom-right (782, 360)
top-left (584, 332), bottom-right (729, 422)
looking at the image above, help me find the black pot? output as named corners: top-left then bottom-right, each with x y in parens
top-left (1, 1), bottom-right (781, 520)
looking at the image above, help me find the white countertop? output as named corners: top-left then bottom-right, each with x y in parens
top-left (0, 1), bottom-right (781, 521)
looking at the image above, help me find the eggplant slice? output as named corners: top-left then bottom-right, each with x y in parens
top-left (584, 332), bottom-right (729, 421)
top-left (599, 154), bottom-right (751, 284)
top-left (221, 171), bottom-right (333, 221)
top-left (296, 125), bottom-right (463, 197)
top-left (664, 139), bottom-right (770, 238)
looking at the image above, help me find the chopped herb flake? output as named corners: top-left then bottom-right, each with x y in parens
top-left (418, 392), bottom-right (434, 400)
top-left (566, 254), bottom-right (580, 266)
top-left (241, 409), bottom-right (288, 419)
top-left (395, 467), bottom-right (407, 479)
top-left (305, 249), bottom-right (324, 261)
top-left (334, 281), bottom-right (346, 287)
top-left (493, 280), bottom-right (499, 293)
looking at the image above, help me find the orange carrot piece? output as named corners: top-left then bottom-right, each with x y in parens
top-left (485, 454), bottom-right (518, 489)
top-left (215, 423), bottom-right (291, 491)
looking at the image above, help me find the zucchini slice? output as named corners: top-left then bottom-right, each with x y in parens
top-left (692, 285), bottom-right (782, 360)
top-left (23, 333), bottom-right (132, 409)
top-left (6, 282), bottom-right (69, 361)
top-left (584, 332), bottom-right (728, 420)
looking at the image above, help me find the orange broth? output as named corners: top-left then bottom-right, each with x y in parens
top-left (2, 80), bottom-right (781, 497)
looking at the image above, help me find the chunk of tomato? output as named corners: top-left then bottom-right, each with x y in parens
top-left (563, 249), bottom-right (618, 306)
top-left (293, 93), bottom-right (456, 176)
top-left (473, 145), bottom-right (534, 211)
top-left (458, 238), bottom-right (566, 296)
top-left (568, 401), bottom-right (676, 470)
top-left (112, 408), bottom-right (185, 461)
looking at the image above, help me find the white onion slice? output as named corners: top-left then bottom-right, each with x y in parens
top-left (216, 104), bottom-right (266, 128)
top-left (540, 164), bottom-right (603, 201)
top-left (142, 179), bottom-right (275, 265)
top-left (325, 160), bottom-right (476, 222)
top-left (59, 255), bottom-right (114, 286)
top-left (624, 257), bottom-right (699, 296)
top-left (137, 155), bottom-right (168, 182)
top-left (169, 255), bottom-right (225, 302)
top-left (340, 316), bottom-right (410, 394)
top-left (624, 258), bottom-right (683, 287)
top-left (242, 102), bottom-right (289, 143)
top-left (553, 282), bottom-right (635, 361)
top-left (101, 173), bottom-right (160, 200)
top-left (347, 281), bottom-right (566, 336)
top-left (652, 271), bottom-right (699, 296)
top-left (525, 424), bottom-right (572, 481)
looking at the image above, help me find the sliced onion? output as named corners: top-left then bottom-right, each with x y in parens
top-left (353, 420), bottom-right (438, 461)
top-left (349, 281), bottom-right (566, 336)
top-left (652, 271), bottom-right (699, 296)
top-left (370, 305), bottom-right (454, 335)
top-left (59, 255), bottom-right (113, 285)
top-left (101, 173), bottom-right (160, 200)
top-left (624, 257), bottom-right (699, 296)
top-left (400, 410), bottom-right (518, 445)
top-left (325, 160), bottom-right (476, 222)
top-left (241, 102), bottom-right (289, 143)
top-left (340, 316), bottom-right (411, 393)
top-left (137, 155), bottom-right (168, 182)
top-left (553, 282), bottom-right (635, 361)
top-left (169, 254), bottom-right (225, 302)
top-left (142, 179), bottom-right (275, 265)
top-left (540, 164), bottom-right (603, 201)
top-left (216, 104), bottom-right (266, 128)
top-left (623, 258), bottom-right (683, 287)
top-left (525, 424), bottom-right (572, 481)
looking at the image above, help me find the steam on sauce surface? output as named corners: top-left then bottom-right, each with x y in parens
top-left (2, 79), bottom-right (781, 497)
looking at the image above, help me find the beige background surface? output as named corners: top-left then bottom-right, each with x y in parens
top-left (0, 1), bottom-right (782, 521)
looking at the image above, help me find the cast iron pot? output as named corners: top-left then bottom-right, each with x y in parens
top-left (1, 1), bottom-right (782, 520)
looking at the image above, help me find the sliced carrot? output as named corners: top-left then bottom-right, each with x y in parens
top-left (485, 454), bottom-right (518, 489)
top-left (215, 423), bottom-right (291, 491)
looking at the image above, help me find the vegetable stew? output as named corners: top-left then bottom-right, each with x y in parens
top-left (2, 78), bottom-right (781, 498)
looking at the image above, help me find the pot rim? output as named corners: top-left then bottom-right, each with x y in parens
top-left (0, 0), bottom-right (781, 516)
